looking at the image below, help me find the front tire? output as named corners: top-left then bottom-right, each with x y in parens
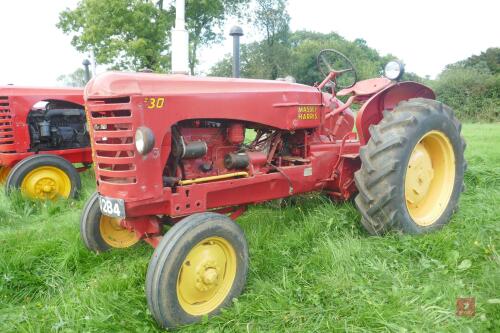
top-left (80, 192), bottom-right (139, 252)
top-left (6, 155), bottom-right (81, 200)
top-left (355, 98), bottom-right (466, 235)
top-left (146, 212), bottom-right (249, 329)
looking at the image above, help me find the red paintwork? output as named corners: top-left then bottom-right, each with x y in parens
top-left (227, 123), bottom-right (245, 144)
top-left (84, 72), bottom-right (435, 246)
top-left (121, 216), bottom-right (162, 247)
top-left (355, 81), bottom-right (435, 145)
top-left (338, 77), bottom-right (392, 97)
top-left (0, 86), bottom-right (93, 168)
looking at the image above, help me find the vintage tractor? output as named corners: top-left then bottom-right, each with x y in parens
top-left (0, 86), bottom-right (92, 199)
top-left (81, 50), bottom-right (466, 329)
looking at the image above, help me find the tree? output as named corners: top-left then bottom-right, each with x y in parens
top-left (57, 68), bottom-right (87, 87)
top-left (210, 30), bottom-right (398, 85)
top-left (208, 53), bottom-right (232, 77)
top-left (58, 0), bottom-right (171, 71)
top-left (253, 0), bottom-right (290, 79)
top-left (182, 0), bottom-right (249, 74)
top-left (432, 49), bottom-right (500, 121)
top-left (254, 0), bottom-right (290, 47)
top-left (58, 0), bottom-right (250, 74)
top-left (210, 0), bottom-right (291, 80)
top-left (445, 47), bottom-right (500, 75)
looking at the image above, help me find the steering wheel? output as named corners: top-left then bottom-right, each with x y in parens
top-left (317, 49), bottom-right (358, 90)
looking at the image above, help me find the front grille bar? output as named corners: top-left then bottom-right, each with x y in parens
top-left (87, 98), bottom-right (137, 184)
top-left (0, 97), bottom-right (15, 153)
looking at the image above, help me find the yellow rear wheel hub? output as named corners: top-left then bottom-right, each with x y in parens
top-left (405, 130), bottom-right (456, 226)
top-left (177, 237), bottom-right (237, 316)
top-left (0, 166), bottom-right (11, 183)
top-left (20, 166), bottom-right (71, 200)
top-left (99, 215), bottom-right (139, 248)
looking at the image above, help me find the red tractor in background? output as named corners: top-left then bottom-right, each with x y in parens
top-left (0, 86), bottom-right (92, 199)
top-left (81, 50), bottom-right (466, 329)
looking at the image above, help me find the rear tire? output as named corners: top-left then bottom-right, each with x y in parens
top-left (80, 192), bottom-right (139, 252)
top-left (5, 154), bottom-right (80, 200)
top-left (146, 212), bottom-right (249, 329)
top-left (354, 98), bottom-right (466, 235)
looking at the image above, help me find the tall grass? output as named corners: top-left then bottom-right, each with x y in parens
top-left (0, 124), bottom-right (499, 332)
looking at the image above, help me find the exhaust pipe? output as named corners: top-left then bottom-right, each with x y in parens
top-left (229, 26), bottom-right (243, 78)
top-left (82, 59), bottom-right (91, 83)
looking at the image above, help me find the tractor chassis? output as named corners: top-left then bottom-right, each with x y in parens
top-left (118, 138), bottom-right (361, 248)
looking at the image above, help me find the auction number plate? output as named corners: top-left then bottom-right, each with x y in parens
top-left (99, 196), bottom-right (126, 218)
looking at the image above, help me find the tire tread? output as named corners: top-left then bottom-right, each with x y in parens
top-left (355, 98), bottom-right (466, 235)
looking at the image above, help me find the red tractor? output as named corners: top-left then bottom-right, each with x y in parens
top-left (81, 50), bottom-right (466, 329)
top-left (0, 86), bottom-right (92, 199)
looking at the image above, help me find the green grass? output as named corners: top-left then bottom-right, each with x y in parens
top-left (1, 124), bottom-right (499, 332)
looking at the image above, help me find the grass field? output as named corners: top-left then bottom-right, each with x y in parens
top-left (0, 123), bottom-right (499, 332)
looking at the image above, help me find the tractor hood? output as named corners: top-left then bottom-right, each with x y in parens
top-left (85, 72), bottom-right (324, 132)
top-left (84, 72), bottom-right (319, 99)
top-left (0, 86), bottom-right (82, 97)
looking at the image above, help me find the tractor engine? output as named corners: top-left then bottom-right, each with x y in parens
top-left (163, 120), bottom-right (306, 187)
top-left (27, 101), bottom-right (90, 152)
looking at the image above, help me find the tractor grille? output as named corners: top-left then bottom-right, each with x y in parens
top-left (0, 96), bottom-right (15, 153)
top-left (87, 97), bottom-right (137, 184)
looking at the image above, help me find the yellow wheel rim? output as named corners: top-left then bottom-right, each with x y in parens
top-left (0, 166), bottom-right (11, 183)
top-left (177, 236), bottom-right (237, 316)
top-left (20, 166), bottom-right (71, 200)
top-left (405, 130), bottom-right (456, 226)
top-left (99, 215), bottom-right (139, 248)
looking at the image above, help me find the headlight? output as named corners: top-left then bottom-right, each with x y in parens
top-left (384, 61), bottom-right (405, 81)
top-left (135, 127), bottom-right (155, 155)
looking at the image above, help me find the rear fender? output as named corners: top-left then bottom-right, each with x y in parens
top-left (355, 82), bottom-right (435, 146)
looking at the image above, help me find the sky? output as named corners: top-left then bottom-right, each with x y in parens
top-left (0, 0), bottom-right (498, 86)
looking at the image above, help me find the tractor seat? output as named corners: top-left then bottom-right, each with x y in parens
top-left (337, 77), bottom-right (392, 97)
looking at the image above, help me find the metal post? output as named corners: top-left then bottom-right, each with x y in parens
top-left (229, 26), bottom-right (243, 78)
top-left (82, 59), bottom-right (91, 83)
top-left (171, 0), bottom-right (189, 74)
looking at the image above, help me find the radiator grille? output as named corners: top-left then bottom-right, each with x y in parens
top-left (0, 96), bottom-right (15, 153)
top-left (87, 97), bottom-right (136, 184)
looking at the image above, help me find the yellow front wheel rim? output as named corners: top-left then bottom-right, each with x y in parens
top-left (405, 130), bottom-right (456, 226)
top-left (20, 166), bottom-right (71, 200)
top-left (177, 237), bottom-right (237, 316)
top-left (0, 166), bottom-right (11, 183)
top-left (99, 216), bottom-right (139, 248)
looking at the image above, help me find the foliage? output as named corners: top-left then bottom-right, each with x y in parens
top-left (210, 29), bottom-right (497, 122)
top-left (58, 0), bottom-right (172, 71)
top-left (253, 0), bottom-right (291, 79)
top-left (431, 48), bottom-right (500, 122)
top-left (57, 68), bottom-right (88, 88)
top-left (287, 31), bottom-right (394, 86)
top-left (181, 0), bottom-right (250, 74)
top-left (211, 0), bottom-right (292, 80)
top-left (0, 124), bottom-right (499, 332)
top-left (57, 1), bottom-right (497, 120)
top-left (209, 30), bottom-right (402, 85)
top-left (255, 0), bottom-right (289, 47)
top-left (58, 0), bottom-right (249, 73)
top-left (446, 47), bottom-right (500, 75)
